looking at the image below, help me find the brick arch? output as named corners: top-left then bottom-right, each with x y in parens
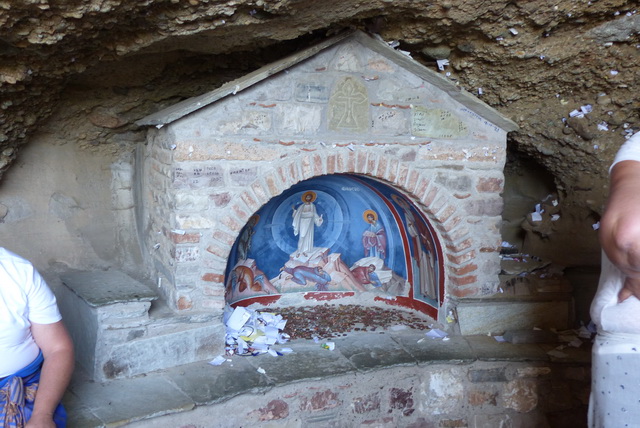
top-left (214, 147), bottom-right (480, 301)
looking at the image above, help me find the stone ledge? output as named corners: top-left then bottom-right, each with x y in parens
top-left (62, 329), bottom-right (590, 427)
top-left (60, 270), bottom-right (158, 307)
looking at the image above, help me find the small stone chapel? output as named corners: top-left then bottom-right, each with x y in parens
top-left (62, 29), bottom-right (523, 381)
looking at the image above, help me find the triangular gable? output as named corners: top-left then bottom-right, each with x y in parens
top-left (136, 29), bottom-right (518, 133)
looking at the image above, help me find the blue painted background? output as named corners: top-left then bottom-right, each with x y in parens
top-left (225, 174), bottom-right (441, 308)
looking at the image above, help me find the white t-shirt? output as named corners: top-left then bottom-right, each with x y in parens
top-left (590, 132), bottom-right (640, 334)
top-left (0, 247), bottom-right (61, 377)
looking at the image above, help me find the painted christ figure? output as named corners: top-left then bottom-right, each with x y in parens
top-left (292, 190), bottom-right (323, 256)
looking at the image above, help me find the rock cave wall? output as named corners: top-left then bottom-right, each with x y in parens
top-left (0, 0), bottom-right (638, 274)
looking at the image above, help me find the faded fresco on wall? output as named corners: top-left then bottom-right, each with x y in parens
top-left (224, 174), bottom-right (442, 312)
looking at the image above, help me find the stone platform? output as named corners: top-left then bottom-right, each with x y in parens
top-left (62, 328), bottom-right (591, 428)
top-left (56, 270), bottom-right (225, 382)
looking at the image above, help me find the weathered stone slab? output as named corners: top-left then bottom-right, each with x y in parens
top-left (328, 76), bottom-right (369, 133)
top-left (61, 270), bottom-right (158, 307)
top-left (455, 297), bottom-right (571, 335)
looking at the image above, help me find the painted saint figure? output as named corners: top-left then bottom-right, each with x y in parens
top-left (281, 265), bottom-right (332, 291)
top-left (237, 215), bottom-right (259, 261)
top-left (392, 194), bottom-right (437, 300)
top-left (292, 191), bottom-right (323, 256)
top-left (362, 209), bottom-right (386, 260)
top-left (351, 264), bottom-right (383, 288)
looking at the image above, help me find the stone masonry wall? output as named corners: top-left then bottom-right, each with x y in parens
top-left (128, 359), bottom-right (590, 428)
top-left (139, 37), bottom-right (510, 313)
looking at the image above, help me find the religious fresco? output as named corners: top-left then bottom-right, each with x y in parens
top-left (224, 174), bottom-right (442, 314)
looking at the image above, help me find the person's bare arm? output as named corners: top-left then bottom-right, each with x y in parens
top-left (26, 320), bottom-right (74, 428)
top-left (600, 159), bottom-right (640, 302)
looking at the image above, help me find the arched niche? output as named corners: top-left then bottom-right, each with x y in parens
top-left (224, 174), bottom-right (444, 319)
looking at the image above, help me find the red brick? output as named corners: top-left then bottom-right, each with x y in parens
top-left (206, 244), bottom-right (228, 259)
top-left (327, 154), bottom-right (337, 174)
top-left (421, 186), bottom-right (439, 207)
top-left (406, 169), bottom-right (419, 192)
top-left (447, 251), bottom-right (476, 264)
top-left (170, 232), bottom-right (200, 244)
top-left (255, 399), bottom-right (289, 421)
top-left (446, 238), bottom-right (473, 252)
top-left (177, 296), bottom-right (193, 310)
top-left (450, 286), bottom-right (479, 298)
top-left (450, 263), bottom-right (478, 276)
top-left (265, 173), bottom-right (280, 197)
top-left (202, 272), bottom-right (225, 283)
top-left (376, 155), bottom-right (388, 177)
top-left (355, 151), bottom-right (366, 173)
top-left (450, 275), bottom-right (477, 286)
top-left (240, 191), bottom-right (258, 211)
top-left (300, 390), bottom-right (341, 412)
top-left (476, 177), bottom-right (504, 193)
top-left (213, 230), bottom-right (235, 246)
top-left (353, 392), bottom-right (381, 414)
top-left (313, 154), bottom-right (323, 176)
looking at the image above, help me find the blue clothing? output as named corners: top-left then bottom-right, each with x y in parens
top-left (0, 352), bottom-right (67, 427)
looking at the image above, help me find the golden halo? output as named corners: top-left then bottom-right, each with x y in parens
top-left (301, 191), bottom-right (317, 202)
top-left (363, 209), bottom-right (378, 223)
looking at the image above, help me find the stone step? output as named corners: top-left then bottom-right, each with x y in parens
top-left (453, 293), bottom-right (573, 336)
top-left (57, 270), bottom-right (225, 382)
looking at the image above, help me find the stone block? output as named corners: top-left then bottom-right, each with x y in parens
top-left (456, 298), bottom-right (571, 335)
top-left (59, 270), bottom-right (159, 381)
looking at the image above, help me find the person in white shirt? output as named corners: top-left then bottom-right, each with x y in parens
top-left (0, 247), bottom-right (74, 428)
top-left (589, 131), bottom-right (640, 427)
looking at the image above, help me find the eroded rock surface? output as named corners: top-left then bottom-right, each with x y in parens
top-left (1, 0), bottom-right (638, 265)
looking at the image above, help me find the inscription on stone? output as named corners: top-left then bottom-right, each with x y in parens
top-left (372, 109), bottom-right (407, 133)
top-left (411, 106), bottom-right (468, 138)
top-left (229, 167), bottom-right (258, 186)
top-left (328, 77), bottom-right (369, 133)
top-left (173, 165), bottom-right (224, 189)
top-left (294, 83), bottom-right (330, 103)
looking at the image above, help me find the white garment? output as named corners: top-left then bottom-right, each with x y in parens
top-left (589, 331), bottom-right (640, 428)
top-left (292, 202), bottom-right (323, 253)
top-left (589, 132), bottom-right (640, 427)
top-left (0, 247), bottom-right (61, 377)
top-left (590, 132), bottom-right (640, 334)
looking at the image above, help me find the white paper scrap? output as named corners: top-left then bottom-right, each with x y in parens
top-left (426, 329), bottom-right (448, 339)
top-left (551, 214), bottom-right (560, 221)
top-left (267, 348), bottom-right (279, 357)
top-left (598, 122), bottom-right (609, 131)
top-left (436, 59), bottom-right (449, 71)
top-left (227, 306), bottom-right (252, 331)
top-left (257, 367), bottom-right (266, 374)
top-left (390, 325), bottom-right (408, 331)
top-left (322, 342), bottom-right (335, 351)
top-left (494, 336), bottom-right (506, 342)
top-left (209, 355), bottom-right (226, 366)
top-left (593, 222), bottom-right (600, 230)
top-left (531, 211), bottom-right (543, 222)
top-left (279, 348), bottom-right (294, 354)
